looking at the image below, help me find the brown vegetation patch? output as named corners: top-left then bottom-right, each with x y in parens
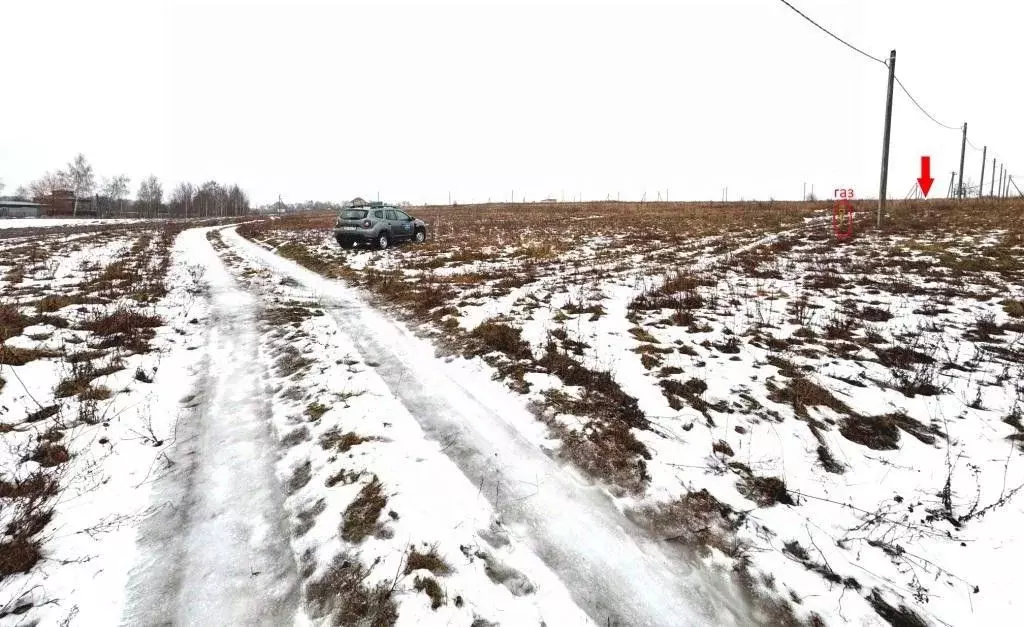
top-left (839, 413), bottom-right (941, 450)
top-left (0, 473), bottom-right (57, 499)
top-left (264, 305), bottom-right (320, 326)
top-left (405, 547), bottom-right (451, 576)
top-left (0, 537), bottom-right (42, 581)
top-left (1002, 299), bottom-right (1024, 318)
top-left (0, 304), bottom-right (29, 342)
top-left (876, 346), bottom-right (935, 369)
top-left (28, 442), bottom-right (69, 467)
top-left (341, 477), bottom-right (387, 543)
top-left (413, 576), bottom-right (445, 609)
top-left (320, 428), bottom-right (371, 453)
top-left (734, 467), bottom-right (794, 507)
top-left (630, 489), bottom-right (741, 558)
top-left (783, 540), bottom-right (861, 590)
top-left (82, 308), bottom-right (162, 336)
top-left (0, 346), bottom-right (60, 366)
top-left (469, 321), bottom-right (532, 360)
top-left (289, 461), bottom-right (312, 493)
top-left (866, 589), bottom-right (928, 627)
top-left (26, 405), bottom-right (60, 423)
top-left (275, 346), bottom-right (313, 377)
top-left (304, 551), bottom-right (398, 627)
top-left (768, 376), bottom-right (850, 419)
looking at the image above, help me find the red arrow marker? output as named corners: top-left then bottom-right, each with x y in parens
top-left (918, 156), bottom-right (934, 197)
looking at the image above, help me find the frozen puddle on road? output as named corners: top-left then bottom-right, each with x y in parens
top-left (222, 227), bottom-right (755, 626)
top-left (122, 228), bottom-right (301, 626)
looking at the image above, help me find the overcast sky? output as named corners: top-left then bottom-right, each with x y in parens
top-left (2, 0), bottom-right (1021, 205)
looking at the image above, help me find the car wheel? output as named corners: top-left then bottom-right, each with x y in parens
top-left (414, 229), bottom-right (426, 243)
top-left (376, 231), bottom-right (390, 250)
top-left (336, 235), bottom-right (348, 248)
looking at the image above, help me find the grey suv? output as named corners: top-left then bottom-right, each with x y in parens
top-left (333, 202), bottom-right (427, 249)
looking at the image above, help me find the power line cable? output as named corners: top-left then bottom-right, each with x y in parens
top-left (774, 0), bottom-right (888, 67)
top-left (893, 75), bottom-right (962, 131)
top-left (776, 0), bottom-right (1002, 173)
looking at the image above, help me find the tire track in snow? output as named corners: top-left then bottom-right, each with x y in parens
top-left (121, 228), bottom-right (301, 626)
top-left (222, 227), bottom-right (757, 627)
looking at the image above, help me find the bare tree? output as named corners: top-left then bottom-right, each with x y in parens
top-left (170, 182), bottom-right (195, 219)
top-left (103, 175), bottom-right (131, 216)
top-left (0, 178), bottom-right (5, 196)
top-left (66, 153), bottom-right (95, 216)
top-left (14, 186), bottom-right (29, 200)
top-left (28, 170), bottom-right (71, 199)
top-left (136, 175), bottom-right (163, 218)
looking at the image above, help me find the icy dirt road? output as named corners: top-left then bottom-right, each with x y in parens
top-left (219, 227), bottom-right (757, 626)
top-left (121, 228), bottom-right (301, 626)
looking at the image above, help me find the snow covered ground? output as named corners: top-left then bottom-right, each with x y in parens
top-left (0, 218), bottom-right (150, 230)
top-left (240, 200), bottom-right (1024, 626)
top-left (0, 225), bottom-right (209, 623)
top-left (4, 201), bottom-right (1022, 626)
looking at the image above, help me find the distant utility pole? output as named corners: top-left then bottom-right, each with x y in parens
top-left (947, 172), bottom-right (956, 198)
top-left (979, 146), bottom-right (987, 199)
top-left (999, 165), bottom-right (1005, 198)
top-left (1010, 176), bottom-right (1023, 198)
top-left (957, 123), bottom-right (967, 199)
top-left (991, 159), bottom-right (997, 196)
top-left (878, 50), bottom-right (897, 226)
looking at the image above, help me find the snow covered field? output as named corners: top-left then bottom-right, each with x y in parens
top-left (3, 201), bottom-right (1023, 626)
top-left (0, 218), bottom-right (149, 231)
top-left (240, 199), bottom-right (1024, 626)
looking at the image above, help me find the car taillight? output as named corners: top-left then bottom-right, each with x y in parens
top-left (363, 220), bottom-right (371, 228)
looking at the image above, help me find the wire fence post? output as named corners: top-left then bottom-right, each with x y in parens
top-left (1010, 176), bottom-right (1023, 198)
top-left (878, 49), bottom-right (896, 227)
top-left (957, 123), bottom-right (967, 199)
top-left (979, 146), bottom-right (987, 199)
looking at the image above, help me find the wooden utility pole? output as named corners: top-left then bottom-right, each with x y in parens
top-left (947, 172), bottom-right (956, 198)
top-left (878, 50), bottom-right (897, 227)
top-left (991, 159), bottom-right (997, 196)
top-left (999, 165), bottom-right (1005, 198)
top-left (980, 146), bottom-right (987, 199)
top-left (957, 123), bottom-right (967, 199)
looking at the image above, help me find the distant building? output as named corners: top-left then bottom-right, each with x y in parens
top-left (35, 189), bottom-right (96, 217)
top-left (0, 199), bottom-right (42, 218)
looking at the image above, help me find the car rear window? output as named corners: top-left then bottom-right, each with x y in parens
top-left (341, 210), bottom-right (367, 219)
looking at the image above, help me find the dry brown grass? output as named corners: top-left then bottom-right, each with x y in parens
top-left (82, 308), bottom-right (162, 336)
top-left (413, 576), bottom-right (445, 609)
top-left (341, 477), bottom-right (387, 543)
top-left (404, 547), bottom-right (451, 576)
top-left (0, 346), bottom-right (60, 366)
top-left (304, 551), bottom-right (398, 627)
top-left (469, 321), bottom-right (532, 360)
top-left (0, 303), bottom-right (29, 342)
top-left (319, 428), bottom-right (371, 454)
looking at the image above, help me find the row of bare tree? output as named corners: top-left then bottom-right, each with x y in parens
top-left (7, 154), bottom-right (251, 218)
